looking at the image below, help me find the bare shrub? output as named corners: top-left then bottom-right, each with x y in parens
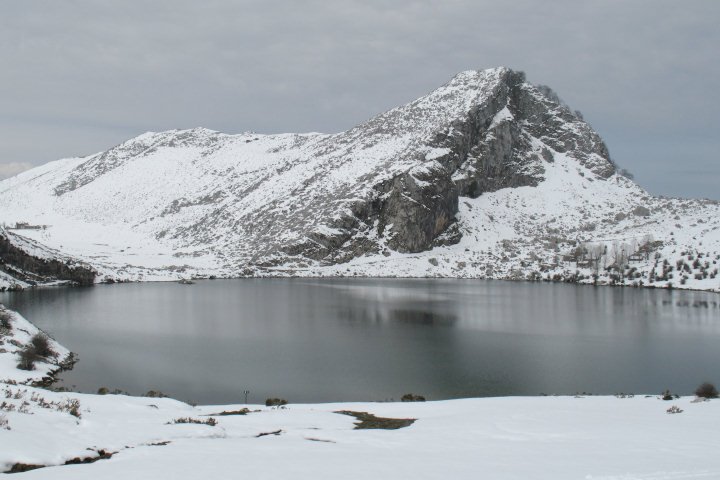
top-left (169, 417), bottom-right (217, 426)
top-left (58, 399), bottom-right (81, 418)
top-left (30, 334), bottom-right (55, 358)
top-left (17, 347), bottom-right (40, 371)
top-left (0, 309), bottom-right (12, 331)
top-left (25, 392), bottom-right (80, 417)
top-left (695, 382), bottom-right (719, 399)
top-left (401, 393), bottom-right (426, 402)
top-left (143, 390), bottom-right (168, 398)
top-left (0, 414), bottom-right (9, 430)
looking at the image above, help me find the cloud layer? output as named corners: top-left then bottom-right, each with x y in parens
top-left (1, 1), bottom-right (718, 198)
top-left (0, 162), bottom-right (33, 179)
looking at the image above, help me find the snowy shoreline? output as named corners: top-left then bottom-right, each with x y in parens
top-left (4, 272), bottom-right (720, 298)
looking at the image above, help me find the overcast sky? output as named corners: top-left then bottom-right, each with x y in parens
top-left (1, 1), bottom-right (718, 199)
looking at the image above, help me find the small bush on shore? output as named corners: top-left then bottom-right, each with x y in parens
top-left (401, 393), bottom-right (426, 402)
top-left (695, 382), bottom-right (719, 399)
top-left (0, 309), bottom-right (12, 331)
top-left (661, 389), bottom-right (676, 401)
top-left (144, 390), bottom-right (168, 398)
top-left (15, 334), bottom-right (55, 370)
top-left (17, 347), bottom-right (41, 371)
top-left (30, 334), bottom-right (55, 358)
top-left (97, 387), bottom-right (129, 395)
top-left (265, 398), bottom-right (288, 407)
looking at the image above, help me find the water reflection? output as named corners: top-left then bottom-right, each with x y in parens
top-left (1, 279), bottom-right (718, 404)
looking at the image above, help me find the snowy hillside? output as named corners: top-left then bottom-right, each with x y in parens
top-left (0, 67), bottom-right (718, 291)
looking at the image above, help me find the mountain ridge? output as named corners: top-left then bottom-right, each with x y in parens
top-left (1, 67), bottom-right (718, 292)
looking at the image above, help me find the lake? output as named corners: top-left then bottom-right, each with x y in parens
top-left (1, 279), bottom-right (719, 404)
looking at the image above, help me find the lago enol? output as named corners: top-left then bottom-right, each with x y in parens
top-left (2, 278), bottom-right (718, 404)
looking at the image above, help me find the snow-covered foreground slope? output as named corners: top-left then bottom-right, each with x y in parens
top-left (2, 384), bottom-right (720, 479)
top-left (1, 67), bottom-right (719, 291)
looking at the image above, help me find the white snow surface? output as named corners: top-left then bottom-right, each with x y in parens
top-left (2, 384), bottom-right (720, 478)
top-left (0, 67), bottom-right (719, 292)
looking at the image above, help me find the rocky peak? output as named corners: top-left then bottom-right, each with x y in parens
top-left (359, 67), bottom-right (615, 254)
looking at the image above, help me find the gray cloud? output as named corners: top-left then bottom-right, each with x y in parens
top-left (1, 0), bottom-right (718, 198)
top-left (0, 162), bottom-right (33, 179)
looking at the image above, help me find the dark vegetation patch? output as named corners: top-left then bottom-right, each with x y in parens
top-left (16, 333), bottom-right (56, 371)
top-left (335, 410), bottom-right (416, 430)
top-left (143, 390), bottom-right (169, 398)
top-left (6, 450), bottom-right (114, 474)
top-left (265, 398), bottom-right (288, 407)
top-left (695, 382), bottom-right (719, 399)
top-left (661, 389), bottom-right (678, 401)
top-left (0, 233), bottom-right (96, 287)
top-left (16, 347), bottom-right (40, 371)
top-left (168, 417), bottom-right (217, 426)
top-left (30, 334), bottom-right (55, 358)
top-left (401, 393), bottom-right (426, 402)
top-left (7, 463), bottom-right (45, 474)
top-left (64, 449), bottom-right (114, 465)
top-left (256, 429), bottom-right (283, 438)
top-left (206, 408), bottom-right (251, 416)
top-left (97, 387), bottom-right (130, 395)
top-left (0, 308), bottom-right (12, 331)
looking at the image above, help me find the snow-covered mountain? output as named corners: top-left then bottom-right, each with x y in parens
top-left (1, 67), bottom-right (719, 291)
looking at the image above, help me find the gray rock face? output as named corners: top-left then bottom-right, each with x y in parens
top-left (338, 68), bottom-right (614, 256)
top-left (376, 161), bottom-right (459, 253)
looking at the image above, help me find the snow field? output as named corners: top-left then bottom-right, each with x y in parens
top-left (1, 384), bottom-right (719, 479)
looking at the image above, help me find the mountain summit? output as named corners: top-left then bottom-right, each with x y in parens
top-left (1, 68), bottom-right (718, 291)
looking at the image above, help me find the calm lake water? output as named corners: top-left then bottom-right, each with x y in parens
top-left (2, 279), bottom-right (719, 404)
